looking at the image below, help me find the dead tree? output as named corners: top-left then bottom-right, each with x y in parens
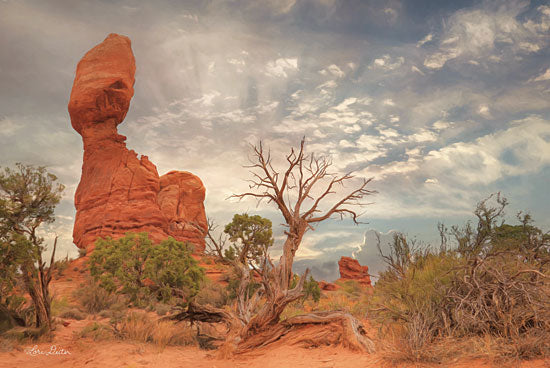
top-left (172, 138), bottom-right (376, 355)
top-left (204, 218), bottom-right (230, 262)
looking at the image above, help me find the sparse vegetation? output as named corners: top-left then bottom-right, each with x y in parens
top-left (78, 322), bottom-right (114, 341)
top-left (51, 296), bottom-right (71, 316)
top-left (0, 163), bottom-right (65, 334)
top-left (152, 320), bottom-right (196, 348)
top-left (110, 311), bottom-right (196, 348)
top-left (54, 255), bottom-right (70, 277)
top-left (59, 308), bottom-right (86, 321)
top-left (371, 193), bottom-right (550, 363)
top-left (195, 279), bottom-right (229, 308)
top-left (290, 275), bottom-right (321, 303)
top-left (281, 279), bottom-right (370, 321)
top-left (74, 278), bottom-right (122, 314)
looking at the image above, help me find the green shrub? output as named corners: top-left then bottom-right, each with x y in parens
top-left (290, 275), bottom-right (321, 303)
top-left (89, 233), bottom-right (205, 306)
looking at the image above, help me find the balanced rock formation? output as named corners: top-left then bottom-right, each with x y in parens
top-left (68, 34), bottom-right (207, 252)
top-left (338, 256), bottom-right (372, 286)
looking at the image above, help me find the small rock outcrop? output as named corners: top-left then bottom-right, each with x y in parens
top-left (338, 256), bottom-right (372, 286)
top-left (68, 34), bottom-right (207, 252)
top-left (318, 280), bottom-right (338, 291)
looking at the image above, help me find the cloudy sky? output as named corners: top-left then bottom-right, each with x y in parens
top-left (1, 0), bottom-right (549, 281)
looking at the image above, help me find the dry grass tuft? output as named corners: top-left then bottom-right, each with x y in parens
top-left (152, 320), bottom-right (196, 348)
top-left (78, 322), bottom-right (114, 341)
top-left (73, 279), bottom-right (121, 314)
top-left (113, 311), bottom-right (196, 349)
top-left (59, 308), bottom-right (87, 320)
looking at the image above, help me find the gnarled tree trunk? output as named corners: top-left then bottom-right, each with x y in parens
top-left (178, 138), bottom-right (376, 356)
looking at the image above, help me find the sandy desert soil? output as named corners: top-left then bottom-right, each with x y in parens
top-left (1, 259), bottom-right (549, 368)
top-left (2, 323), bottom-right (549, 368)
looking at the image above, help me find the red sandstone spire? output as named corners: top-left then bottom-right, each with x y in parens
top-left (68, 34), bottom-right (207, 252)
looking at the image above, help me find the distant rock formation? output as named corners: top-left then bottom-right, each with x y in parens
top-left (318, 280), bottom-right (338, 291)
top-left (338, 256), bottom-right (372, 286)
top-left (68, 33), bottom-right (207, 252)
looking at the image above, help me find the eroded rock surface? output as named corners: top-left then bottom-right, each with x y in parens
top-left (69, 33), bottom-right (206, 252)
top-left (338, 256), bottom-right (372, 286)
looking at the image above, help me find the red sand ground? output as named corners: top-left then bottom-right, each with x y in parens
top-left (1, 258), bottom-right (548, 368)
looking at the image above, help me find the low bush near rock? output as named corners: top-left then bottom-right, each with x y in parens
top-left (89, 233), bottom-right (205, 307)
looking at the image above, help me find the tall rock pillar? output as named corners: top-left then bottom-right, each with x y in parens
top-left (68, 34), bottom-right (207, 252)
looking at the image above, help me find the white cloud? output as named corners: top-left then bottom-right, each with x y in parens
top-left (265, 58), bottom-right (298, 78)
top-left (320, 64), bottom-right (345, 78)
top-left (353, 229), bottom-right (400, 279)
top-left (227, 58), bottom-right (245, 66)
top-left (531, 68), bottom-right (550, 82)
top-left (408, 129), bottom-right (438, 143)
top-left (432, 120), bottom-right (452, 130)
top-left (411, 65), bottom-right (425, 75)
top-left (424, 115), bottom-right (550, 185)
top-left (424, 50), bottom-right (458, 69)
top-left (378, 128), bottom-right (399, 138)
top-left (423, 2), bottom-right (550, 70)
top-left (375, 159), bottom-right (420, 178)
top-left (0, 117), bottom-right (21, 136)
top-left (195, 91), bottom-right (221, 106)
top-left (334, 97), bottom-right (357, 111)
top-left (339, 139), bottom-right (355, 148)
top-left (478, 104), bottom-right (491, 118)
top-left (417, 33), bottom-right (433, 47)
top-left (207, 61), bottom-right (215, 74)
top-left (182, 13), bottom-right (198, 22)
top-left (523, 5), bottom-right (550, 33)
top-left (406, 147), bottom-right (423, 157)
top-left (356, 134), bottom-right (384, 151)
top-left (317, 80), bottom-right (338, 89)
top-left (519, 42), bottom-right (541, 53)
top-left (371, 55), bottom-right (405, 71)
top-left (341, 124), bottom-right (361, 134)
